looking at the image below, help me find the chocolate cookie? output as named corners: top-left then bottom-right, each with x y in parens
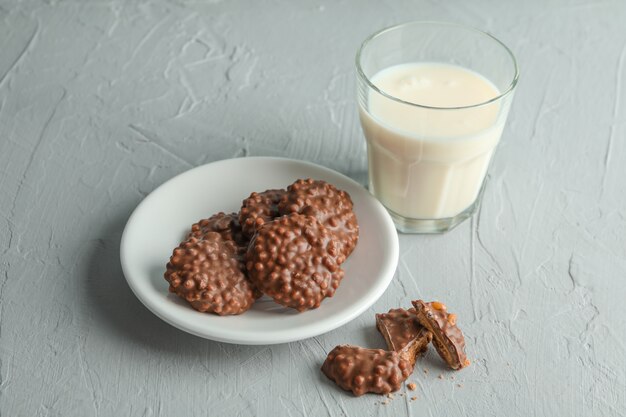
top-left (164, 234), bottom-right (256, 315)
top-left (412, 300), bottom-right (469, 370)
top-left (187, 212), bottom-right (247, 254)
top-left (321, 345), bottom-right (413, 396)
top-left (245, 213), bottom-right (344, 311)
top-left (239, 189), bottom-right (286, 239)
top-left (186, 212), bottom-right (262, 298)
top-left (278, 179), bottom-right (358, 259)
top-left (375, 308), bottom-right (432, 366)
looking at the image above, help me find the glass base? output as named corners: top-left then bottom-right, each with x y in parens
top-left (386, 199), bottom-right (479, 234)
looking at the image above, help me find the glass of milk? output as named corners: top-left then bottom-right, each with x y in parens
top-left (356, 21), bottom-right (518, 233)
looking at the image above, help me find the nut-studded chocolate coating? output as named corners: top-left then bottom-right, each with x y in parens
top-left (245, 213), bottom-right (344, 312)
top-left (239, 189), bottom-right (286, 239)
top-left (412, 300), bottom-right (469, 370)
top-left (376, 308), bottom-right (432, 366)
top-left (187, 212), bottom-right (247, 254)
top-left (187, 212), bottom-right (261, 298)
top-left (278, 179), bottom-right (358, 259)
top-left (164, 234), bottom-right (256, 315)
top-left (321, 345), bottom-right (413, 396)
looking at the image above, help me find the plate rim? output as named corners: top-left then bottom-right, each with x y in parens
top-left (120, 156), bottom-right (399, 345)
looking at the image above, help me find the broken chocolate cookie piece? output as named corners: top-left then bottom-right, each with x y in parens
top-left (375, 308), bottom-right (432, 367)
top-left (412, 300), bottom-right (469, 370)
top-left (321, 345), bottom-right (413, 396)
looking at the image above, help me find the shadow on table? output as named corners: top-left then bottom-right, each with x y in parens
top-left (83, 207), bottom-right (267, 360)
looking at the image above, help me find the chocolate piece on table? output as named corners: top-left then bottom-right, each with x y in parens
top-left (278, 179), bottom-right (358, 260)
top-left (412, 300), bottom-right (469, 370)
top-left (245, 213), bottom-right (344, 312)
top-left (321, 345), bottom-right (413, 396)
top-left (164, 234), bottom-right (256, 315)
top-left (239, 189), bottom-right (286, 239)
top-left (375, 308), bottom-right (432, 366)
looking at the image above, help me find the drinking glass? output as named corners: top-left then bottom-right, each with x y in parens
top-left (356, 21), bottom-right (519, 233)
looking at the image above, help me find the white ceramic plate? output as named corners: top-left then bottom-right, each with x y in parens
top-left (120, 157), bottom-right (399, 345)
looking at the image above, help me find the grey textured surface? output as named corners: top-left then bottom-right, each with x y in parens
top-left (1, 0), bottom-right (625, 416)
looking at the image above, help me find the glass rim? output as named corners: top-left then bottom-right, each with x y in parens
top-left (355, 21), bottom-right (520, 110)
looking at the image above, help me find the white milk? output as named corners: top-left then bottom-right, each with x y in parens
top-left (359, 63), bottom-right (503, 220)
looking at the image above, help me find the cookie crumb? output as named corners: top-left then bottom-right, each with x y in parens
top-left (407, 382), bottom-right (417, 391)
top-left (411, 396), bottom-right (417, 401)
top-left (438, 374), bottom-right (444, 380)
top-left (381, 400), bottom-right (389, 405)
top-left (423, 369), bottom-right (429, 375)
top-left (457, 383), bottom-right (463, 388)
